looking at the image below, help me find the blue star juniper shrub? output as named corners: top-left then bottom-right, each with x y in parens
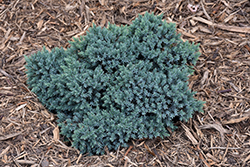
top-left (25, 12), bottom-right (205, 155)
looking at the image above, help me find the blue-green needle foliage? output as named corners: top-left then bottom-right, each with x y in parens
top-left (25, 12), bottom-right (205, 155)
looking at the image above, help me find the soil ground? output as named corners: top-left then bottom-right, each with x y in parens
top-left (0, 0), bottom-right (250, 166)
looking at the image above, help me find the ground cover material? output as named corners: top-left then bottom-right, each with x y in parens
top-left (0, 0), bottom-right (250, 166)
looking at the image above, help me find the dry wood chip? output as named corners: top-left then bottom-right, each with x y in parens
top-left (4, 28), bottom-right (12, 39)
top-left (223, 116), bottom-right (250, 125)
top-left (0, 89), bottom-right (14, 95)
top-left (201, 70), bottom-right (209, 85)
top-left (189, 19), bottom-right (197, 26)
top-left (193, 17), bottom-right (213, 26)
top-left (220, 23), bottom-right (250, 33)
top-left (144, 143), bottom-right (156, 156)
top-left (209, 147), bottom-right (240, 150)
top-left (76, 154), bottom-right (82, 164)
top-left (198, 122), bottom-right (231, 144)
top-left (65, 4), bottom-right (77, 11)
top-left (1, 0), bottom-right (250, 166)
top-left (201, 0), bottom-right (211, 21)
top-left (41, 110), bottom-right (51, 118)
top-left (221, 0), bottom-right (232, 9)
top-left (203, 40), bottom-right (223, 46)
top-left (0, 131), bottom-right (23, 141)
top-left (229, 82), bottom-right (240, 92)
top-left (18, 31), bottom-right (26, 44)
top-left (121, 145), bottom-right (134, 161)
top-left (9, 36), bottom-right (20, 41)
top-left (206, 153), bottom-right (220, 163)
top-left (104, 164), bottom-right (115, 167)
top-left (224, 10), bottom-right (240, 23)
top-left (193, 17), bottom-right (250, 33)
top-left (37, 20), bottom-right (44, 30)
top-left (53, 126), bottom-right (60, 141)
top-left (15, 103), bottom-right (27, 111)
top-left (99, 0), bottom-right (105, 6)
top-left (190, 27), bottom-right (199, 34)
top-left (244, 44), bottom-right (250, 52)
top-left (0, 68), bottom-right (17, 84)
top-left (197, 145), bottom-right (211, 167)
top-left (0, 146), bottom-right (10, 158)
top-left (15, 160), bottom-right (36, 165)
top-left (124, 156), bottom-right (138, 166)
top-left (181, 123), bottom-right (198, 145)
top-left (244, 108), bottom-right (250, 113)
top-left (0, 26), bottom-right (7, 33)
top-left (178, 29), bottom-right (196, 38)
top-left (243, 153), bottom-right (250, 166)
top-left (41, 158), bottom-right (49, 167)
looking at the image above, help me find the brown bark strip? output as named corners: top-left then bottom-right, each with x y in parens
top-left (121, 145), bottom-right (133, 161)
top-left (193, 17), bottom-right (250, 34)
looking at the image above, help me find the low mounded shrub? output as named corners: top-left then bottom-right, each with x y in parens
top-left (25, 12), bottom-right (205, 155)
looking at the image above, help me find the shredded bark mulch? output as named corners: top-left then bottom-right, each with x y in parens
top-left (0, 0), bottom-right (250, 166)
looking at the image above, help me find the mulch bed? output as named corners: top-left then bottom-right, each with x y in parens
top-left (0, 0), bottom-right (250, 166)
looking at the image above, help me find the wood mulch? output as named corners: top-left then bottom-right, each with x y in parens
top-left (0, 0), bottom-right (250, 166)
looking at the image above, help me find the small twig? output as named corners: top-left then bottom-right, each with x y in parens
top-left (197, 145), bottom-right (211, 167)
top-left (0, 131), bottom-right (23, 141)
top-left (124, 156), bottom-right (138, 167)
top-left (209, 147), bottom-right (241, 150)
top-left (192, 16), bottom-right (250, 34)
top-left (218, 89), bottom-right (232, 93)
top-left (201, 0), bottom-right (211, 20)
top-left (121, 146), bottom-right (133, 161)
top-left (0, 68), bottom-right (17, 84)
top-left (0, 93), bottom-right (14, 96)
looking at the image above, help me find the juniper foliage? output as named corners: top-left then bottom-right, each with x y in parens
top-left (25, 12), bottom-right (205, 155)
